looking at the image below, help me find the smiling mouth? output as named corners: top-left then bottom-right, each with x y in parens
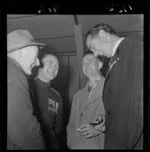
top-left (85, 69), bottom-right (93, 75)
top-left (48, 71), bottom-right (55, 76)
top-left (48, 71), bottom-right (53, 74)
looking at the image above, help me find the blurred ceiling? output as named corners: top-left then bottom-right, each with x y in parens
top-left (7, 15), bottom-right (143, 54)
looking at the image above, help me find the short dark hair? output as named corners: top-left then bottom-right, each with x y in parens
top-left (85, 23), bottom-right (117, 41)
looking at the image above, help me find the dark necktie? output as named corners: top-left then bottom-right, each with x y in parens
top-left (88, 85), bottom-right (92, 92)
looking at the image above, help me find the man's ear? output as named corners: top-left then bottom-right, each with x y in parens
top-left (12, 49), bottom-right (23, 61)
top-left (98, 30), bottom-right (109, 41)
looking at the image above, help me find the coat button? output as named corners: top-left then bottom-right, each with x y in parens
top-left (107, 110), bottom-right (111, 115)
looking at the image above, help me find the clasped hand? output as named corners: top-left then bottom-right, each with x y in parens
top-left (78, 124), bottom-right (101, 139)
top-left (78, 115), bottom-right (105, 138)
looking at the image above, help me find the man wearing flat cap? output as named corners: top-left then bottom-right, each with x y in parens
top-left (7, 29), bottom-right (46, 149)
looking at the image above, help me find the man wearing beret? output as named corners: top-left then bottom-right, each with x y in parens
top-left (7, 29), bottom-right (46, 149)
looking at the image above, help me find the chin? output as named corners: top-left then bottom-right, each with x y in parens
top-left (86, 74), bottom-right (92, 77)
top-left (25, 71), bottom-right (31, 75)
top-left (48, 75), bottom-right (55, 80)
top-left (49, 77), bottom-right (54, 81)
top-left (23, 68), bottom-right (32, 75)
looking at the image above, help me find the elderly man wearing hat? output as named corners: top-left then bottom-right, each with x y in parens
top-left (7, 29), bottom-right (46, 149)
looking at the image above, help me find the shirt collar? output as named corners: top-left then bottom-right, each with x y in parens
top-left (89, 75), bottom-right (101, 87)
top-left (35, 77), bottom-right (51, 87)
top-left (112, 37), bottom-right (125, 56)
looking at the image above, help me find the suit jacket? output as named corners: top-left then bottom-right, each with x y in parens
top-left (103, 35), bottom-right (143, 149)
top-left (67, 77), bottom-right (105, 149)
top-left (7, 57), bottom-right (45, 149)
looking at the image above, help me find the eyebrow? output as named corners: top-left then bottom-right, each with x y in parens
top-left (46, 60), bottom-right (58, 64)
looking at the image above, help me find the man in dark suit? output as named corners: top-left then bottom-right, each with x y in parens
top-left (85, 23), bottom-right (143, 149)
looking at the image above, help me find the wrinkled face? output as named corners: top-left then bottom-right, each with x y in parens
top-left (21, 46), bottom-right (39, 75)
top-left (42, 55), bottom-right (59, 81)
top-left (86, 34), bottom-right (112, 58)
top-left (82, 54), bottom-right (102, 78)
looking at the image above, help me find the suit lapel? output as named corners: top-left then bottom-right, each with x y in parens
top-left (102, 38), bottom-right (125, 103)
top-left (102, 48), bottom-right (120, 103)
top-left (105, 37), bottom-right (125, 79)
top-left (104, 49), bottom-right (119, 82)
top-left (80, 83), bottom-right (89, 114)
top-left (85, 78), bottom-right (104, 108)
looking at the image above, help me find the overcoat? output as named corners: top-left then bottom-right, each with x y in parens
top-left (67, 77), bottom-right (105, 149)
top-left (7, 58), bottom-right (45, 149)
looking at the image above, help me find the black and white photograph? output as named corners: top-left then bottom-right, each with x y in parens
top-left (4, 4), bottom-right (145, 150)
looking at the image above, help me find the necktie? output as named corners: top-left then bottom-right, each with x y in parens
top-left (88, 85), bottom-right (92, 92)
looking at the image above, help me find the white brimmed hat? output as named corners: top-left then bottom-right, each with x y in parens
top-left (7, 29), bottom-right (46, 53)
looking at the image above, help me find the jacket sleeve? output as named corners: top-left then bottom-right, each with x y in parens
top-left (66, 94), bottom-right (77, 148)
top-left (7, 81), bottom-right (45, 150)
top-left (55, 97), bottom-right (63, 135)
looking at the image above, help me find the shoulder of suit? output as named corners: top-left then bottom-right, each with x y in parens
top-left (72, 90), bottom-right (82, 106)
top-left (73, 91), bottom-right (79, 99)
top-left (122, 35), bottom-right (142, 45)
top-left (119, 35), bottom-right (143, 55)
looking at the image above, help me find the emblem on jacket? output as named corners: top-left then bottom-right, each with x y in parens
top-left (109, 57), bottom-right (119, 70)
top-left (48, 98), bottom-right (59, 114)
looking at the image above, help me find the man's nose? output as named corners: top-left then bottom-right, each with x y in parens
top-left (35, 58), bottom-right (40, 66)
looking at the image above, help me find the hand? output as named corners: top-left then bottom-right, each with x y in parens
top-left (94, 114), bottom-right (105, 133)
top-left (79, 124), bottom-right (101, 139)
top-left (96, 114), bottom-right (105, 124)
top-left (95, 123), bottom-right (105, 133)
